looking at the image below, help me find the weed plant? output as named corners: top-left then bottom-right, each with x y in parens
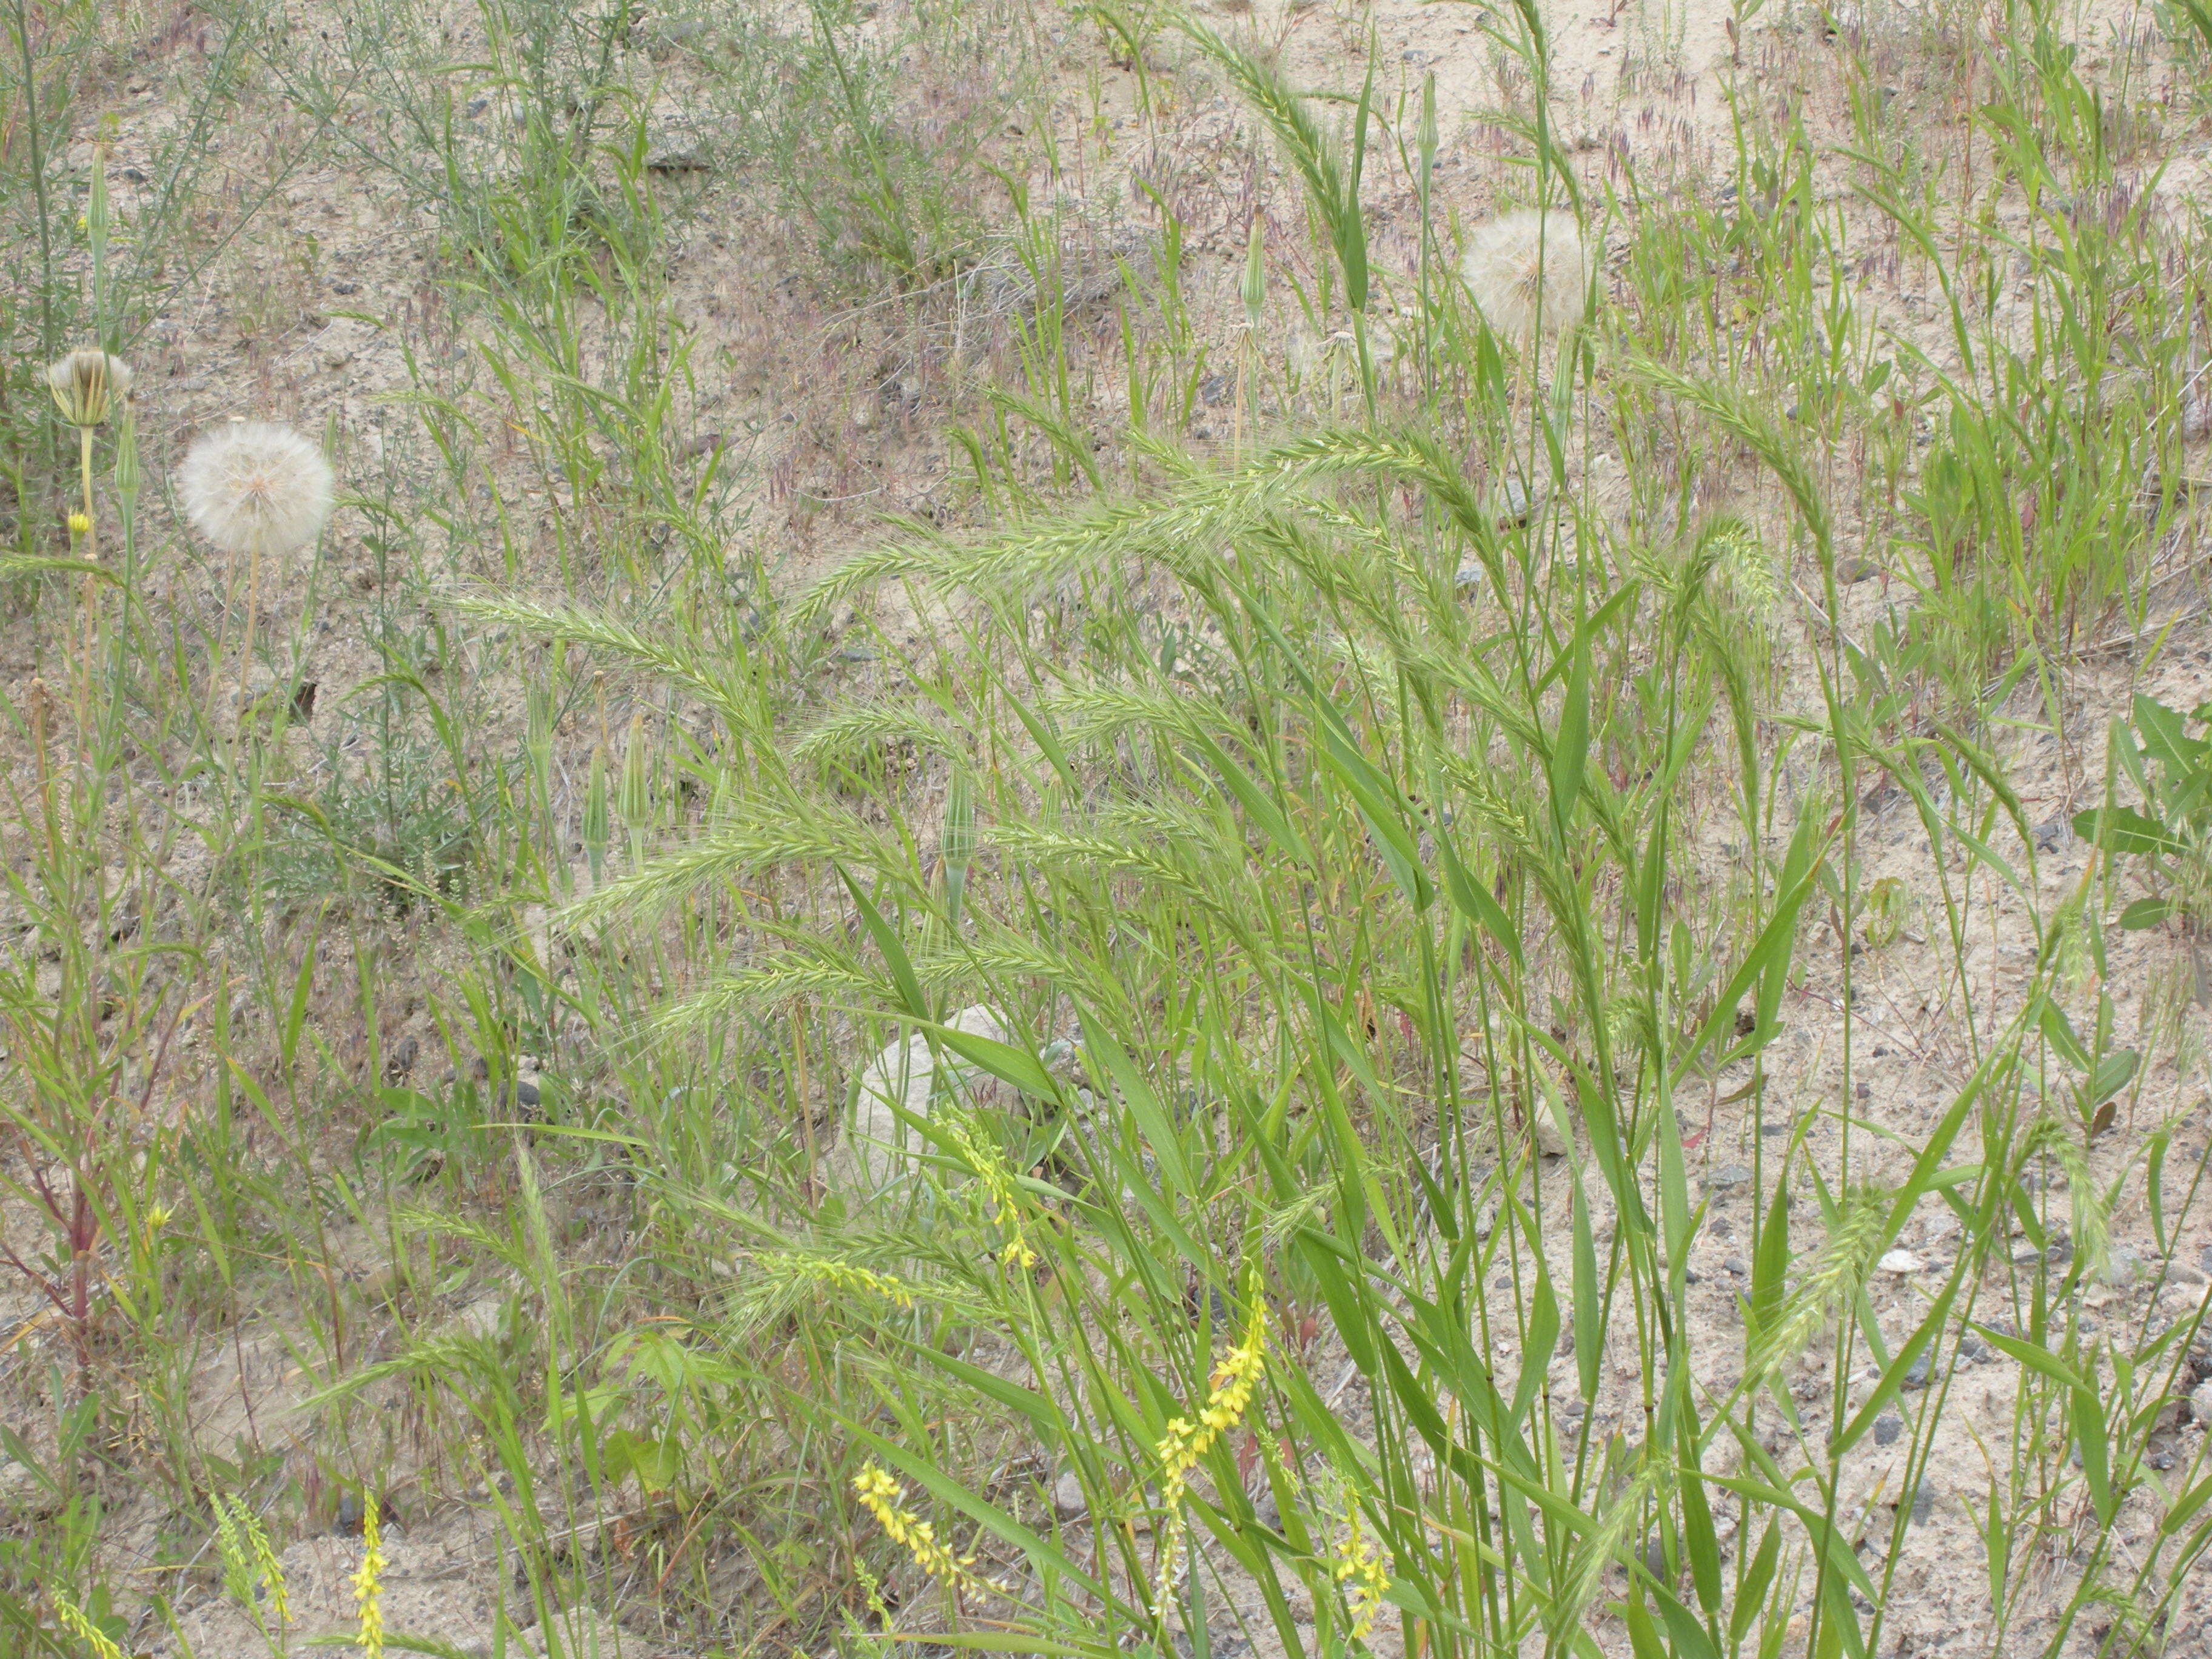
top-left (6, 1), bottom-right (2212, 1657)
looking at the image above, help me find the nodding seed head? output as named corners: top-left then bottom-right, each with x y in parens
top-left (45, 349), bottom-right (133, 427)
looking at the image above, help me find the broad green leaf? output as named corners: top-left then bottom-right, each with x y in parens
top-left (1732, 1520), bottom-right (1781, 1646)
top-left (1835, 1279), bottom-right (1956, 1456)
top-left (837, 865), bottom-right (928, 1021)
top-left (1078, 1011), bottom-right (1194, 1196)
top-left (1572, 1168), bottom-right (1601, 1402)
top-left (2071, 805), bottom-right (2178, 857)
top-left (1550, 624), bottom-right (1590, 833)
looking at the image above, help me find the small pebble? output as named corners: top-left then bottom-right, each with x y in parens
top-left (1873, 1413), bottom-right (1903, 1447)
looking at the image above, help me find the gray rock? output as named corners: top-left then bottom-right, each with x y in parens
top-left (1902, 1352), bottom-right (1931, 1391)
top-left (2100, 1248), bottom-right (2141, 1290)
top-left (1908, 1482), bottom-right (1934, 1525)
top-left (1724, 1254), bottom-right (1751, 1276)
top-left (2191, 1379), bottom-right (2212, 1426)
top-left (1873, 1413), bottom-right (1903, 1447)
top-left (826, 1005), bottom-right (1010, 1195)
top-left (1709, 1164), bottom-right (1752, 1191)
top-left (1453, 562), bottom-right (1484, 595)
top-left (1052, 1470), bottom-right (1088, 1520)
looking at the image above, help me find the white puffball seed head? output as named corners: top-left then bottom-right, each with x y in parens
top-left (1461, 210), bottom-right (1592, 341)
top-left (178, 421), bottom-right (335, 560)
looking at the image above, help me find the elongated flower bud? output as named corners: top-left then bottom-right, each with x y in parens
top-left (113, 407), bottom-right (141, 501)
top-left (1242, 218), bottom-right (1266, 335)
top-left (618, 712), bottom-right (651, 830)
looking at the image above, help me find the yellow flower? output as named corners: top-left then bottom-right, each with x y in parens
top-left (1333, 1498), bottom-right (1389, 1643)
top-left (53, 1596), bottom-right (126, 1659)
top-left (851, 1463), bottom-right (982, 1592)
top-left (759, 1253), bottom-right (917, 1308)
top-left (352, 1499), bottom-right (386, 1657)
top-left (1154, 1273), bottom-right (1268, 1602)
top-left (67, 512), bottom-right (90, 538)
top-left (945, 1110), bottom-right (1036, 1269)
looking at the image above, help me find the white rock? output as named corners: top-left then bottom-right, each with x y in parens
top-left (1879, 1250), bottom-right (1925, 1275)
top-left (826, 1005), bottom-right (1009, 1195)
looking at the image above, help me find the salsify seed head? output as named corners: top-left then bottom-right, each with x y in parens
top-left (46, 349), bottom-right (133, 427)
top-left (1460, 209), bottom-right (1591, 340)
top-left (179, 420), bottom-right (335, 560)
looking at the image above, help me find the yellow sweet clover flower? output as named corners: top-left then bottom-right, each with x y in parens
top-left (53, 1596), bottom-right (126, 1659)
top-left (352, 1499), bottom-right (386, 1657)
top-left (252, 1507), bottom-right (292, 1631)
top-left (945, 1110), bottom-right (1036, 1269)
top-left (213, 1493), bottom-right (253, 1605)
top-left (759, 1252), bottom-right (916, 1309)
top-left (1154, 1273), bottom-right (1268, 1602)
top-left (852, 1463), bottom-right (982, 1592)
top-left (1333, 1497), bottom-right (1389, 1643)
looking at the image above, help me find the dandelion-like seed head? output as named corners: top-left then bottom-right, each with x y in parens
top-left (179, 421), bottom-right (335, 560)
top-left (1461, 210), bottom-right (1591, 340)
top-left (45, 349), bottom-right (132, 427)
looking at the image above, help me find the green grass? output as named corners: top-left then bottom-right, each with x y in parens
top-left (4, 0), bottom-right (2212, 1655)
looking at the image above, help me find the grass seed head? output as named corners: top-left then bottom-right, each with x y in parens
top-left (1460, 209), bottom-right (1590, 339)
top-left (45, 349), bottom-right (132, 427)
top-left (179, 420), bottom-right (335, 560)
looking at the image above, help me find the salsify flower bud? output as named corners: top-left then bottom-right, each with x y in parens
top-left (113, 407), bottom-right (141, 501)
top-left (45, 349), bottom-right (132, 427)
top-left (68, 512), bottom-right (91, 538)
